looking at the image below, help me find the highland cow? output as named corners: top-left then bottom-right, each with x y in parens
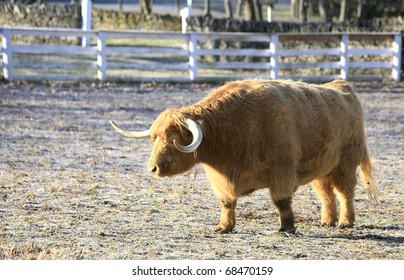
top-left (110, 79), bottom-right (378, 233)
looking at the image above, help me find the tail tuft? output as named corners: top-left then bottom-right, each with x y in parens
top-left (359, 147), bottom-right (379, 204)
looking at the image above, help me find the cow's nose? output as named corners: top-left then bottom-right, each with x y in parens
top-left (148, 161), bottom-right (170, 175)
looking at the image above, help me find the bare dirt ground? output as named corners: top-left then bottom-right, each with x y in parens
top-left (0, 81), bottom-right (403, 260)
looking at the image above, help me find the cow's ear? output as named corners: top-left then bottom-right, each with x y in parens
top-left (173, 119), bottom-right (203, 153)
top-left (168, 130), bottom-right (189, 146)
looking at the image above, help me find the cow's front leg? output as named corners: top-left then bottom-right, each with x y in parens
top-left (215, 199), bottom-right (237, 234)
top-left (273, 197), bottom-right (296, 233)
top-left (202, 164), bottom-right (238, 234)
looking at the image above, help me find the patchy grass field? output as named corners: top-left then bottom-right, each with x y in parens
top-left (0, 81), bottom-right (403, 260)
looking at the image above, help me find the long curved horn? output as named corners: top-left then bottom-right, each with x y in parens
top-left (173, 119), bottom-right (203, 153)
top-left (109, 120), bottom-right (150, 138)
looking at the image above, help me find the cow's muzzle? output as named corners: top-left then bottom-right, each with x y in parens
top-left (148, 160), bottom-right (171, 176)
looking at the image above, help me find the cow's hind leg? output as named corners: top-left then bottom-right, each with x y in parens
top-left (312, 178), bottom-right (338, 227)
top-left (331, 168), bottom-right (357, 228)
top-left (273, 197), bottom-right (296, 233)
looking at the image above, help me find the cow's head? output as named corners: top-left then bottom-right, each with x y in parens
top-left (110, 109), bottom-right (202, 177)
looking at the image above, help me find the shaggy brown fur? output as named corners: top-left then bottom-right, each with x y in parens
top-left (145, 79), bottom-right (377, 233)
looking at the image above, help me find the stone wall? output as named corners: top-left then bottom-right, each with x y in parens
top-left (186, 15), bottom-right (404, 33)
top-left (0, 3), bottom-right (81, 28)
top-left (1, 2), bottom-right (401, 34)
top-left (92, 9), bottom-right (181, 31)
top-left (0, 2), bottom-right (181, 44)
top-left (0, 2), bottom-right (181, 31)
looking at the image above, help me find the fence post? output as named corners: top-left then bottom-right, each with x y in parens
top-left (267, 5), bottom-right (272, 22)
top-left (188, 32), bottom-right (197, 81)
top-left (2, 28), bottom-right (13, 81)
top-left (97, 32), bottom-right (106, 81)
top-left (180, 0), bottom-right (193, 33)
top-left (270, 34), bottom-right (279, 79)
top-left (81, 0), bottom-right (92, 47)
top-left (392, 34), bottom-right (402, 82)
top-left (340, 34), bottom-right (349, 80)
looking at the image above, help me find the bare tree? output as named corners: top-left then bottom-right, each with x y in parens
top-left (244, 0), bottom-right (263, 20)
top-left (140, 0), bottom-right (153, 15)
top-left (253, 0), bottom-right (263, 20)
top-left (234, 0), bottom-right (264, 20)
top-left (291, 0), bottom-right (299, 18)
top-left (318, 0), bottom-right (330, 22)
top-left (118, 0), bottom-right (123, 11)
top-left (224, 0), bottom-right (233, 18)
top-left (339, 0), bottom-right (348, 22)
top-left (236, 0), bottom-right (244, 17)
top-left (175, 0), bottom-right (180, 14)
top-left (357, 0), bottom-right (363, 20)
top-left (299, 0), bottom-right (309, 22)
top-left (204, 0), bottom-right (211, 15)
top-left (356, 0), bottom-right (377, 21)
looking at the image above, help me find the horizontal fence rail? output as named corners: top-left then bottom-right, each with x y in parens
top-left (0, 27), bottom-right (402, 82)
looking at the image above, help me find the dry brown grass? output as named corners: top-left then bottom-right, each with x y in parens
top-left (0, 81), bottom-right (403, 260)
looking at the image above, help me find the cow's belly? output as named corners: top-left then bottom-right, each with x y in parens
top-left (296, 151), bottom-right (341, 185)
top-left (235, 167), bottom-right (300, 197)
top-left (233, 153), bottom-right (340, 195)
top-left (233, 174), bottom-right (264, 197)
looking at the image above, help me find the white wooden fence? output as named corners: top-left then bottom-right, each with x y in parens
top-left (0, 27), bottom-right (402, 82)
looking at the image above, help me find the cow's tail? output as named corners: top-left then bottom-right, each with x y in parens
top-left (359, 146), bottom-right (379, 204)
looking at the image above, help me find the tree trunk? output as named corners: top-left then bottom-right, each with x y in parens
top-left (291, 0), bottom-right (299, 18)
top-left (318, 0), bottom-right (329, 22)
top-left (236, 0), bottom-right (244, 17)
top-left (244, 0), bottom-right (263, 20)
top-left (299, 0), bottom-right (309, 22)
top-left (339, 0), bottom-right (348, 22)
top-left (356, 0), bottom-right (366, 20)
top-left (140, 0), bottom-right (153, 15)
top-left (224, 0), bottom-right (233, 18)
top-left (244, 0), bottom-right (255, 20)
top-left (253, 0), bottom-right (263, 21)
top-left (118, 0), bottom-right (123, 11)
top-left (175, 0), bottom-right (180, 14)
top-left (204, 0), bottom-right (211, 15)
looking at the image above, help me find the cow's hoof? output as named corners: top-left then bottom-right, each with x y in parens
top-left (278, 227), bottom-right (296, 234)
top-left (214, 226), bottom-right (233, 234)
top-left (321, 221), bottom-right (337, 227)
top-left (337, 222), bottom-right (354, 229)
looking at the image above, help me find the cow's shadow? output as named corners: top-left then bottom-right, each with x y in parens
top-left (306, 225), bottom-right (404, 244)
top-left (309, 233), bottom-right (403, 244)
